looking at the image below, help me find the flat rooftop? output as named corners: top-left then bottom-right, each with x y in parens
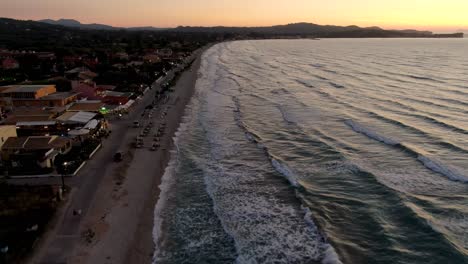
top-left (40, 92), bottom-right (79, 100)
top-left (0, 84), bottom-right (55, 93)
top-left (68, 101), bottom-right (104, 112)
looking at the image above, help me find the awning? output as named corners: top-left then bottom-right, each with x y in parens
top-left (68, 129), bottom-right (90, 136)
top-left (57, 111), bottom-right (97, 124)
top-left (16, 121), bottom-right (56, 126)
top-left (83, 119), bottom-right (99, 130)
top-left (113, 100), bottom-right (135, 111)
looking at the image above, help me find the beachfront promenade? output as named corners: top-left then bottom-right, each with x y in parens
top-left (27, 48), bottom-right (204, 264)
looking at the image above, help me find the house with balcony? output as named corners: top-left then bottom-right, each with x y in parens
top-left (1, 136), bottom-right (72, 175)
top-left (0, 85), bottom-right (79, 108)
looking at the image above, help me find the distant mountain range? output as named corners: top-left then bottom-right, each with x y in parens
top-left (38, 18), bottom-right (165, 31)
top-left (36, 19), bottom-right (464, 38)
top-left (0, 17), bottom-right (462, 39)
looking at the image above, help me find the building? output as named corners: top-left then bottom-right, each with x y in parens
top-left (56, 111), bottom-right (106, 139)
top-left (67, 101), bottom-right (105, 113)
top-left (3, 107), bottom-right (65, 137)
top-left (4, 106), bottom-right (63, 124)
top-left (0, 85), bottom-right (56, 99)
top-left (127, 61), bottom-right (144, 67)
top-left (0, 125), bottom-right (17, 149)
top-left (78, 71), bottom-right (98, 81)
top-left (0, 85), bottom-right (79, 108)
top-left (36, 92), bottom-right (79, 107)
top-left (1, 58), bottom-right (19, 69)
top-left (143, 54), bottom-right (161, 63)
top-left (157, 48), bottom-right (173, 58)
top-left (62, 56), bottom-right (82, 67)
top-left (1, 136), bottom-right (72, 171)
top-left (72, 81), bottom-right (100, 100)
top-left (97, 85), bottom-right (116, 91)
top-left (14, 121), bottom-right (58, 137)
top-left (35, 52), bottom-right (56, 61)
top-left (101, 91), bottom-right (132, 105)
top-left (115, 52), bottom-right (129, 60)
top-left (56, 111), bottom-right (97, 125)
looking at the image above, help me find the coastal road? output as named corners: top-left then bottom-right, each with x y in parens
top-left (30, 50), bottom-right (201, 264)
top-left (35, 86), bottom-right (159, 264)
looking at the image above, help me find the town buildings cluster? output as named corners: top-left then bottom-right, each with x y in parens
top-left (0, 43), bottom-right (192, 176)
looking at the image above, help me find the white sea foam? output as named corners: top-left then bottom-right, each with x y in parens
top-left (303, 207), bottom-right (343, 264)
top-left (322, 244), bottom-right (343, 264)
top-left (152, 150), bottom-right (178, 261)
top-left (277, 104), bottom-right (298, 124)
top-left (196, 50), bottom-right (334, 262)
top-left (345, 119), bottom-right (399, 145)
top-left (345, 119), bottom-right (468, 184)
top-left (152, 58), bottom-right (201, 261)
top-left (417, 155), bottom-right (468, 183)
top-left (271, 157), bottom-right (299, 187)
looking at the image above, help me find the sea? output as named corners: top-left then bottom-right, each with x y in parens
top-left (153, 39), bottom-right (468, 264)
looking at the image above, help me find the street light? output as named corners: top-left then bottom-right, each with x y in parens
top-left (1, 245), bottom-right (8, 263)
top-left (61, 162), bottom-right (68, 192)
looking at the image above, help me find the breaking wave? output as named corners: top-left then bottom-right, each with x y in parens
top-left (345, 119), bottom-right (468, 183)
top-left (345, 119), bottom-right (399, 145)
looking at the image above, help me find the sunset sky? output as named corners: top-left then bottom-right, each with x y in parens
top-left (1, 0), bottom-right (468, 32)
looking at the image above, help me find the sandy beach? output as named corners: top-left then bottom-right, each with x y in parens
top-left (74, 50), bottom-right (204, 264)
top-left (29, 46), bottom-right (207, 264)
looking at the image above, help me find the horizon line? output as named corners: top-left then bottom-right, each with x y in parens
top-left (3, 16), bottom-right (467, 33)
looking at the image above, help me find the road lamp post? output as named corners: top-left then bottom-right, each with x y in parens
top-left (1, 245), bottom-right (8, 264)
top-left (61, 162), bottom-right (68, 192)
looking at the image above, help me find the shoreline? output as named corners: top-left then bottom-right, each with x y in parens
top-left (25, 45), bottom-right (208, 264)
top-left (123, 48), bottom-right (206, 264)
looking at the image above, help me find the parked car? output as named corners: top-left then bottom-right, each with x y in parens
top-left (151, 143), bottom-right (159, 151)
top-left (133, 121), bottom-right (140, 128)
top-left (114, 152), bottom-right (124, 162)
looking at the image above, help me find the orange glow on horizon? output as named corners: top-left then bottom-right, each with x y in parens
top-left (1, 0), bottom-right (467, 32)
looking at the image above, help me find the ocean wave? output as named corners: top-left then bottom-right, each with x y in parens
top-left (152, 150), bottom-right (178, 261)
top-left (345, 119), bottom-right (468, 183)
top-left (362, 109), bottom-right (436, 138)
top-left (296, 79), bottom-right (315, 88)
top-left (153, 117), bottom-right (191, 261)
top-left (270, 88), bottom-right (290, 95)
top-left (241, 132), bottom-right (344, 263)
top-left (312, 74), bottom-right (329, 81)
top-left (344, 105), bottom-right (468, 154)
top-left (391, 143), bottom-right (468, 183)
top-left (413, 114), bottom-right (468, 135)
top-left (328, 82), bottom-right (345, 89)
top-left (436, 97), bottom-right (468, 108)
top-left (446, 89), bottom-right (468, 97)
top-left (201, 118), bottom-right (334, 263)
top-left (311, 63), bottom-right (325, 68)
top-left (417, 155), bottom-right (468, 183)
top-left (435, 141), bottom-right (468, 155)
top-left (231, 97), bottom-right (345, 262)
top-left (321, 244), bottom-right (343, 264)
top-left (237, 113), bottom-right (300, 187)
top-left (303, 207), bottom-right (343, 264)
top-left (404, 97), bottom-right (468, 114)
top-left (345, 119), bottom-right (399, 145)
top-left (277, 104), bottom-right (298, 124)
top-left (322, 69), bottom-right (339, 74)
top-left (270, 157), bottom-right (300, 187)
top-left (370, 101), bottom-right (468, 135)
top-left (406, 74), bottom-right (440, 82)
